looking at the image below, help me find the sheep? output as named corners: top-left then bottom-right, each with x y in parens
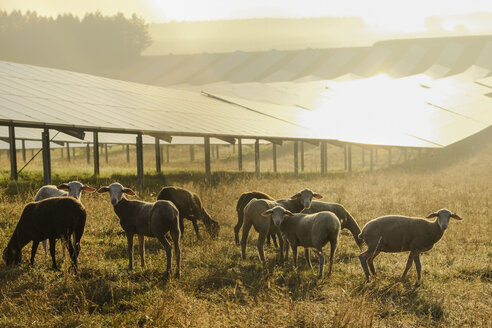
top-left (358, 208), bottom-right (463, 282)
top-left (234, 191), bottom-right (275, 245)
top-left (241, 198), bottom-right (284, 262)
top-left (34, 181), bottom-right (95, 256)
top-left (262, 206), bottom-right (341, 278)
top-left (98, 183), bottom-right (181, 277)
top-left (301, 201), bottom-right (364, 248)
top-left (157, 186), bottom-right (219, 240)
top-left (2, 197), bottom-right (86, 271)
top-left (240, 189), bottom-right (323, 263)
top-left (34, 181), bottom-right (96, 202)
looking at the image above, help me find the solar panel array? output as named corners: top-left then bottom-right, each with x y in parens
top-left (1, 35), bottom-right (491, 150)
top-left (116, 37), bottom-right (492, 86)
top-left (0, 61), bottom-right (314, 144)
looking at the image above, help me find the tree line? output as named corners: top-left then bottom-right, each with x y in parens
top-left (0, 10), bottom-right (152, 74)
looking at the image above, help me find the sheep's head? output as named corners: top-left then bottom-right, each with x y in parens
top-left (57, 181), bottom-right (96, 200)
top-left (97, 183), bottom-right (135, 205)
top-left (426, 208), bottom-right (462, 231)
top-left (290, 188), bottom-right (322, 210)
top-left (3, 247), bottom-right (21, 266)
top-left (262, 206), bottom-right (293, 226)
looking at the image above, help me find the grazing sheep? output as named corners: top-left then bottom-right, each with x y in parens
top-left (2, 197), bottom-right (86, 271)
top-left (98, 183), bottom-right (181, 277)
top-left (262, 206), bottom-right (341, 278)
top-left (240, 189), bottom-right (323, 263)
top-left (157, 186), bottom-right (219, 239)
top-left (234, 191), bottom-right (275, 245)
top-left (358, 208), bottom-right (463, 282)
top-left (34, 181), bottom-right (95, 256)
top-left (302, 201), bottom-right (364, 248)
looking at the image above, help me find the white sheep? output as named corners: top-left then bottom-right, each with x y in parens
top-left (262, 206), bottom-right (341, 278)
top-left (97, 183), bottom-right (181, 277)
top-left (34, 181), bottom-right (95, 255)
top-left (358, 208), bottom-right (463, 282)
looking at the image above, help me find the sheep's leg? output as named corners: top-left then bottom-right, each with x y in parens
top-left (178, 216), bottom-right (185, 239)
top-left (401, 252), bottom-right (414, 280)
top-left (414, 253), bottom-right (422, 281)
top-left (283, 237), bottom-right (290, 261)
top-left (234, 211), bottom-right (243, 245)
top-left (257, 227), bottom-right (268, 263)
top-left (327, 240), bottom-right (338, 277)
top-left (190, 217), bottom-right (201, 240)
top-left (49, 238), bottom-right (58, 270)
top-left (292, 244), bottom-right (298, 267)
top-left (240, 220), bottom-right (253, 260)
top-left (42, 239), bottom-right (48, 257)
top-left (170, 227), bottom-right (181, 278)
top-left (126, 232), bottom-right (134, 270)
top-left (138, 234), bottom-right (145, 268)
top-left (305, 248), bottom-right (312, 269)
top-left (358, 250), bottom-right (371, 281)
top-left (30, 241), bottom-right (39, 266)
top-left (271, 233), bottom-right (278, 248)
top-left (277, 232), bottom-right (284, 262)
top-left (367, 250), bottom-right (379, 276)
top-left (156, 234), bottom-right (173, 276)
top-left (65, 235), bottom-right (77, 270)
top-left (317, 251), bottom-right (325, 278)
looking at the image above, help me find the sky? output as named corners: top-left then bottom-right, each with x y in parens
top-left (2, 0), bottom-right (492, 32)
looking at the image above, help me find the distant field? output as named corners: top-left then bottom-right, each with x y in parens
top-left (0, 140), bottom-right (490, 327)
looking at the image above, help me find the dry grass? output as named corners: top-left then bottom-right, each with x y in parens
top-left (0, 140), bottom-right (490, 327)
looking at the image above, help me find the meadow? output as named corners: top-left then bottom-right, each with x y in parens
top-left (0, 139), bottom-right (490, 327)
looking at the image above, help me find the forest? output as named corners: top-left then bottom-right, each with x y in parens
top-left (0, 10), bottom-right (152, 74)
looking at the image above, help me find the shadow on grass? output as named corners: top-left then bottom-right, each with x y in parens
top-left (355, 279), bottom-right (445, 321)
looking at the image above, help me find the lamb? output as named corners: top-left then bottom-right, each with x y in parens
top-left (358, 208), bottom-right (463, 282)
top-left (157, 186), bottom-right (219, 239)
top-left (34, 181), bottom-right (95, 255)
top-left (240, 188), bottom-right (322, 262)
top-left (262, 206), bottom-right (341, 278)
top-left (2, 197), bottom-right (86, 271)
top-left (98, 183), bottom-right (181, 277)
top-left (301, 201), bottom-right (364, 248)
top-left (234, 191), bottom-right (275, 245)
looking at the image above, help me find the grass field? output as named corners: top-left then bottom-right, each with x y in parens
top-left (0, 138), bottom-right (490, 327)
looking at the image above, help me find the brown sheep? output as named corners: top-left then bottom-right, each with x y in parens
top-left (157, 186), bottom-right (219, 239)
top-left (2, 197), bottom-right (86, 271)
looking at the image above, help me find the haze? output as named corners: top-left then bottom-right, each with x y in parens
top-left (2, 0), bottom-right (492, 32)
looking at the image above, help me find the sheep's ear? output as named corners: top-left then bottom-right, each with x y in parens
top-left (261, 209), bottom-right (273, 216)
top-left (426, 212), bottom-right (438, 219)
top-left (57, 184), bottom-right (69, 190)
top-left (450, 213), bottom-right (463, 220)
top-left (82, 186), bottom-right (96, 193)
top-left (290, 193), bottom-right (300, 200)
top-left (123, 188), bottom-right (136, 196)
top-left (313, 193), bottom-right (323, 199)
top-left (285, 210), bottom-right (294, 216)
top-left (97, 187), bottom-right (110, 193)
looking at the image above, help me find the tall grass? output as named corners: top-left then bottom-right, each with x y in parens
top-left (0, 140), bottom-right (490, 327)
